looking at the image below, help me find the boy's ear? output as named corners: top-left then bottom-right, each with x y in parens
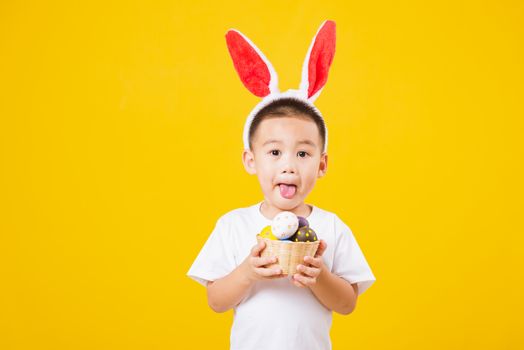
top-left (242, 149), bottom-right (257, 175)
top-left (317, 152), bottom-right (328, 178)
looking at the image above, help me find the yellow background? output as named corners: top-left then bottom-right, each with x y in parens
top-left (1, 1), bottom-right (523, 349)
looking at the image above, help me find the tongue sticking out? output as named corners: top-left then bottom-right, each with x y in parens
top-left (279, 184), bottom-right (297, 199)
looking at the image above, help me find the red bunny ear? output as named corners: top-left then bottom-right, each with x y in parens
top-left (300, 20), bottom-right (336, 101)
top-left (225, 29), bottom-right (278, 98)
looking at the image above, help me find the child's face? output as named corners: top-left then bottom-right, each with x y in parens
top-left (242, 115), bottom-right (327, 213)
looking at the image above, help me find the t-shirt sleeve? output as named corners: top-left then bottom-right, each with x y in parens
top-left (331, 215), bottom-right (376, 296)
top-left (186, 217), bottom-right (237, 287)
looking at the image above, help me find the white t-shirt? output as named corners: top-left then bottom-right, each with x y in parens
top-left (187, 201), bottom-right (376, 350)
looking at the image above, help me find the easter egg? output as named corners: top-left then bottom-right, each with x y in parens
top-left (297, 216), bottom-right (309, 228)
top-left (271, 211), bottom-right (299, 240)
top-left (289, 226), bottom-right (318, 242)
top-left (259, 225), bottom-right (278, 240)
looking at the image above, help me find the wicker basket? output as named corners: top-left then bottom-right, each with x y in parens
top-left (256, 235), bottom-right (320, 275)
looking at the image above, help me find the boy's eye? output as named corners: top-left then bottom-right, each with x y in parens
top-left (297, 151), bottom-right (308, 158)
top-left (270, 150), bottom-right (309, 157)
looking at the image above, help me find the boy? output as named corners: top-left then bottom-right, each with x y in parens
top-left (187, 21), bottom-right (375, 349)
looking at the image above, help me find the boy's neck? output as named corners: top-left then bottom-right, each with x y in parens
top-left (260, 200), bottom-right (313, 220)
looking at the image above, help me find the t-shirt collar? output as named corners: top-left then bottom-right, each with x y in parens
top-left (254, 200), bottom-right (318, 224)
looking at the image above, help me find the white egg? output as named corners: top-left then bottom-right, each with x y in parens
top-left (271, 211), bottom-right (299, 239)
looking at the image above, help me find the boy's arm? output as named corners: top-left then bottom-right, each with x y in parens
top-left (206, 241), bottom-right (284, 313)
top-left (308, 267), bottom-right (359, 315)
top-left (292, 240), bottom-right (359, 315)
top-left (206, 263), bottom-right (253, 313)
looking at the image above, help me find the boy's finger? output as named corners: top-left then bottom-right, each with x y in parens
top-left (292, 279), bottom-right (305, 288)
top-left (268, 275), bottom-right (286, 279)
top-left (314, 240), bottom-right (327, 258)
top-left (297, 264), bottom-right (319, 277)
top-left (304, 256), bottom-right (322, 268)
top-left (255, 266), bottom-right (282, 277)
top-left (294, 273), bottom-right (316, 286)
top-left (251, 241), bottom-right (265, 257)
top-left (252, 256), bottom-right (277, 267)
top-left (291, 275), bottom-right (305, 288)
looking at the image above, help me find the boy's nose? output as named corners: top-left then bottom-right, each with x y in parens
top-left (280, 158), bottom-right (297, 174)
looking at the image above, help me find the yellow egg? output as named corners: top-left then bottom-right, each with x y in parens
top-left (259, 225), bottom-right (278, 240)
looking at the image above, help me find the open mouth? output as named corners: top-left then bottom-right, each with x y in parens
top-left (278, 183), bottom-right (297, 199)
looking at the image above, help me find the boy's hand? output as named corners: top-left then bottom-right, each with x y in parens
top-left (241, 241), bottom-right (286, 282)
top-left (292, 239), bottom-right (328, 288)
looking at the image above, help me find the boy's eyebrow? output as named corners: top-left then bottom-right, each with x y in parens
top-left (297, 139), bottom-right (317, 147)
top-left (262, 139), bottom-right (282, 147)
top-left (262, 139), bottom-right (317, 147)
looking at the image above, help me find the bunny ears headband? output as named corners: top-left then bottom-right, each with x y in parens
top-left (225, 20), bottom-right (337, 152)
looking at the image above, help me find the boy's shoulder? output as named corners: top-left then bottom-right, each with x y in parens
top-left (214, 202), bottom-right (260, 225)
top-left (312, 205), bottom-right (354, 233)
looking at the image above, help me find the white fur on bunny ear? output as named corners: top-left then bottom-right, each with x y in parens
top-left (225, 29), bottom-right (279, 97)
top-left (299, 20), bottom-right (336, 102)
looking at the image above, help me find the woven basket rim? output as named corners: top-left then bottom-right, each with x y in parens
top-left (256, 234), bottom-right (320, 245)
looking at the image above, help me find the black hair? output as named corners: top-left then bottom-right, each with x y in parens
top-left (248, 97), bottom-right (326, 152)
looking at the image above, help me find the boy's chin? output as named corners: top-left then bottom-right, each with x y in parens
top-left (272, 196), bottom-right (302, 210)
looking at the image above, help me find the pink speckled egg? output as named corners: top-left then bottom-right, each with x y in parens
top-left (271, 211), bottom-right (299, 239)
